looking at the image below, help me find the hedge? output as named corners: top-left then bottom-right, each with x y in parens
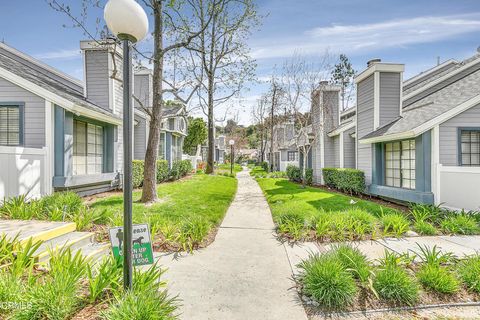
top-left (322, 168), bottom-right (365, 194)
top-left (131, 159), bottom-right (193, 188)
top-left (286, 165), bottom-right (302, 182)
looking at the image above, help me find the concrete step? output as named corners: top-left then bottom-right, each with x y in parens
top-left (0, 219), bottom-right (76, 244)
top-left (35, 231), bottom-right (95, 263)
top-left (73, 242), bottom-right (111, 263)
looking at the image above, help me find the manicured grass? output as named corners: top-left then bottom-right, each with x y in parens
top-left (257, 178), bottom-right (390, 218)
top-left (217, 163), bottom-right (243, 174)
top-left (90, 173), bottom-right (237, 250)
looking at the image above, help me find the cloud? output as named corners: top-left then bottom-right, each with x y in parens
top-left (34, 49), bottom-right (80, 60)
top-left (251, 14), bottom-right (480, 59)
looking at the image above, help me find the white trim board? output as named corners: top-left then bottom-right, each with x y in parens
top-left (359, 93), bottom-right (480, 144)
top-left (327, 121), bottom-right (355, 137)
top-left (355, 63), bottom-right (404, 83)
top-left (0, 66), bottom-right (122, 126)
top-left (403, 59), bottom-right (457, 87)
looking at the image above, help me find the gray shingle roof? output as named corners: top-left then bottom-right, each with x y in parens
top-left (162, 104), bottom-right (183, 117)
top-left (0, 50), bottom-right (121, 120)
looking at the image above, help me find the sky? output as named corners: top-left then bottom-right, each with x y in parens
top-left (1, 0), bottom-right (480, 125)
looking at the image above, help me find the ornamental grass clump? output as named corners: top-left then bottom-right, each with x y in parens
top-left (276, 212), bottom-right (306, 241)
top-left (458, 254), bottom-right (480, 293)
top-left (414, 220), bottom-right (437, 236)
top-left (177, 217), bottom-right (211, 252)
top-left (379, 211), bottom-right (410, 237)
top-left (311, 209), bottom-right (376, 241)
top-left (440, 214), bottom-right (480, 235)
top-left (298, 252), bottom-right (357, 310)
top-left (333, 244), bottom-right (372, 283)
top-left (416, 245), bottom-right (459, 294)
top-left (373, 251), bottom-right (419, 306)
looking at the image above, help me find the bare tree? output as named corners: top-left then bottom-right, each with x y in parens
top-left (183, 0), bottom-right (259, 174)
top-left (281, 52), bottom-right (333, 186)
top-left (251, 95), bottom-right (268, 162)
top-left (47, 0), bottom-right (217, 203)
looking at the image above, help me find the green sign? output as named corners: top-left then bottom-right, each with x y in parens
top-left (109, 224), bottom-right (154, 266)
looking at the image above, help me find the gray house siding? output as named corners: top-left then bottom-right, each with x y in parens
top-left (134, 115), bottom-right (147, 160)
top-left (165, 131), bottom-right (172, 168)
top-left (324, 135), bottom-right (339, 168)
top-left (134, 74), bottom-right (150, 109)
top-left (439, 103), bottom-right (480, 166)
top-left (379, 72), bottom-right (401, 127)
top-left (343, 129), bottom-right (356, 168)
top-left (0, 78), bottom-right (45, 148)
top-left (356, 74), bottom-right (374, 184)
top-left (323, 91), bottom-right (339, 131)
top-left (85, 50), bottom-right (110, 111)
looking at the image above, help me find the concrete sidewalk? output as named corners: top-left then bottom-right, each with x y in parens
top-left (156, 169), bottom-right (307, 320)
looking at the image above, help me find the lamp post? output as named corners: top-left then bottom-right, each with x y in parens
top-left (104, 0), bottom-right (148, 290)
top-left (229, 139), bottom-right (235, 175)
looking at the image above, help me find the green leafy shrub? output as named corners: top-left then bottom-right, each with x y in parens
top-left (441, 214), bottom-right (480, 235)
top-left (132, 160), bottom-right (145, 188)
top-left (261, 161), bottom-right (269, 173)
top-left (417, 264), bottom-right (459, 294)
top-left (380, 212), bottom-right (410, 236)
top-left (312, 209), bottom-right (376, 241)
top-left (179, 159), bottom-right (193, 176)
top-left (458, 255), bottom-right (480, 293)
top-left (177, 217), bottom-right (211, 252)
top-left (0, 195), bottom-right (42, 220)
top-left (333, 244), bottom-right (371, 283)
top-left (322, 168), bottom-right (365, 194)
top-left (156, 160), bottom-right (169, 183)
top-left (373, 264), bottom-right (419, 306)
top-left (286, 165), bottom-right (302, 182)
top-left (414, 220), bottom-right (437, 235)
top-left (298, 253), bottom-right (357, 309)
top-left (305, 168), bottom-right (313, 185)
top-left (87, 256), bottom-right (122, 303)
top-left (276, 212), bottom-right (306, 240)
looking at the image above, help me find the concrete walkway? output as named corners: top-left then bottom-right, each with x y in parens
top-left (156, 169), bottom-right (307, 320)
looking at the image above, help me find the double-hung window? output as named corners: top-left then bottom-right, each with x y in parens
top-left (0, 105), bottom-right (22, 146)
top-left (385, 139), bottom-right (415, 189)
top-left (460, 130), bottom-right (480, 166)
top-left (73, 120), bottom-right (104, 175)
top-left (158, 132), bottom-right (166, 159)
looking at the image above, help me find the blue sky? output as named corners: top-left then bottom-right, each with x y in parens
top-left (1, 0), bottom-right (480, 124)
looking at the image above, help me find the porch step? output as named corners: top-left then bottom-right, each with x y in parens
top-left (35, 231), bottom-right (95, 263)
top-left (0, 219), bottom-right (76, 244)
top-left (74, 242), bottom-right (111, 263)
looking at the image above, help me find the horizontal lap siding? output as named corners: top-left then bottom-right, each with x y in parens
top-left (0, 78), bottom-right (45, 148)
top-left (356, 75), bottom-right (374, 184)
top-left (85, 51), bottom-right (110, 110)
top-left (134, 115), bottom-right (147, 160)
top-left (439, 103), bottom-right (480, 166)
top-left (379, 72), bottom-right (400, 126)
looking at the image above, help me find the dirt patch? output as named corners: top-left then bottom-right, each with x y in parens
top-left (71, 303), bottom-right (109, 320)
top-left (152, 226), bottom-right (220, 252)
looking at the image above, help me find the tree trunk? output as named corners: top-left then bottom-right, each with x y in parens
top-left (205, 12), bottom-right (217, 175)
top-left (140, 1), bottom-right (163, 203)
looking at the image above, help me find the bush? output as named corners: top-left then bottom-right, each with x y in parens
top-left (277, 212), bottom-right (306, 240)
top-left (322, 168), bottom-right (365, 194)
top-left (298, 253), bottom-right (357, 309)
top-left (177, 217), bottom-right (211, 252)
top-left (305, 168), bottom-right (313, 185)
top-left (417, 265), bottom-right (459, 294)
top-left (441, 214), bottom-right (480, 235)
top-left (156, 160), bottom-right (169, 183)
top-left (311, 209), bottom-right (376, 241)
top-left (458, 255), bottom-right (480, 293)
top-left (261, 161), bottom-right (269, 173)
top-left (132, 160), bottom-right (145, 188)
top-left (333, 244), bottom-right (371, 283)
top-left (286, 165), bottom-right (302, 182)
top-left (373, 264), bottom-right (419, 306)
top-left (380, 212), bottom-right (410, 236)
top-left (414, 220), bottom-right (437, 235)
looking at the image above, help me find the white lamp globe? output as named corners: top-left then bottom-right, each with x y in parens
top-left (229, 139), bottom-right (235, 146)
top-left (104, 0), bottom-right (149, 43)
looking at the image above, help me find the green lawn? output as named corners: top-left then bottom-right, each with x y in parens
top-left (91, 173), bottom-right (237, 250)
top-left (257, 178), bottom-right (390, 217)
top-left (216, 163), bottom-right (243, 174)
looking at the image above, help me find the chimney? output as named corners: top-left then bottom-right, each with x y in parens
top-left (80, 40), bottom-right (123, 113)
top-left (134, 67), bottom-right (153, 110)
top-left (355, 59), bottom-right (404, 185)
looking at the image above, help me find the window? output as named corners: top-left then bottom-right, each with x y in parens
top-left (158, 132), bottom-right (166, 159)
top-left (0, 105), bottom-right (22, 146)
top-left (460, 130), bottom-right (480, 166)
top-left (73, 120), bottom-right (103, 175)
top-left (385, 139), bottom-right (415, 189)
top-left (287, 151), bottom-right (297, 161)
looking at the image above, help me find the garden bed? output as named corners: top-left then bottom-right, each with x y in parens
top-left (256, 178), bottom-right (480, 243)
top-left (296, 244), bottom-right (480, 315)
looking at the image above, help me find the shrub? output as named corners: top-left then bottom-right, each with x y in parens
top-left (156, 160), bottom-right (169, 183)
top-left (333, 244), bottom-right (371, 283)
top-left (414, 220), bottom-right (437, 236)
top-left (380, 212), bottom-right (410, 236)
top-left (261, 161), bottom-right (269, 173)
top-left (87, 256), bottom-right (122, 303)
top-left (298, 253), bottom-right (357, 309)
top-left (322, 168), bottom-right (365, 194)
top-left (305, 168), bottom-right (313, 185)
top-left (40, 191), bottom-right (83, 218)
top-left (277, 212), bottom-right (306, 240)
top-left (132, 160), bottom-right (145, 188)
top-left (458, 255), bottom-right (480, 293)
top-left (417, 264), bottom-right (459, 294)
top-left (373, 264), bottom-right (419, 306)
top-left (312, 209), bottom-right (376, 241)
top-left (180, 159), bottom-right (193, 176)
top-left (286, 165), bottom-right (302, 182)
top-left (0, 195), bottom-right (42, 220)
top-left (177, 217), bottom-right (211, 252)
top-left (441, 214), bottom-right (480, 235)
